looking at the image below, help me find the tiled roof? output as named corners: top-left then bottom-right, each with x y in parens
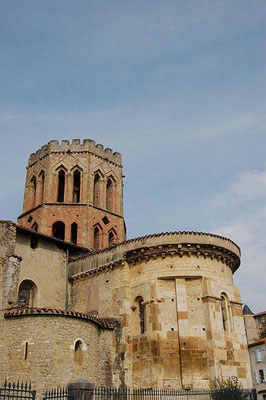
top-left (248, 337), bottom-right (266, 348)
top-left (16, 224), bottom-right (91, 253)
top-left (4, 307), bottom-right (114, 329)
top-left (255, 311), bottom-right (266, 317)
top-left (72, 230), bottom-right (241, 261)
top-left (243, 304), bottom-right (254, 315)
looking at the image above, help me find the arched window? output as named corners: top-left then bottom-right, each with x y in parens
top-left (57, 170), bottom-right (65, 202)
top-left (74, 340), bottom-right (84, 365)
top-left (133, 296), bottom-right (145, 334)
top-left (93, 173), bottom-right (101, 207)
top-left (39, 171), bottom-right (45, 203)
top-left (221, 293), bottom-right (229, 331)
top-left (106, 177), bottom-right (114, 212)
top-left (18, 280), bottom-right (37, 308)
top-left (139, 298), bottom-right (145, 334)
top-left (30, 176), bottom-right (37, 208)
top-left (108, 229), bottom-right (117, 247)
top-left (71, 222), bottom-right (78, 245)
top-left (93, 226), bottom-right (100, 249)
top-left (52, 221), bottom-right (65, 240)
top-left (73, 170), bottom-right (81, 203)
top-left (108, 231), bottom-right (115, 247)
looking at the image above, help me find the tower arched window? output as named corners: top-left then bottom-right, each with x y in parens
top-left (108, 230), bottom-right (116, 247)
top-left (39, 171), bottom-right (45, 204)
top-left (57, 170), bottom-right (65, 202)
top-left (93, 225), bottom-right (101, 249)
top-left (73, 170), bottom-right (81, 203)
top-left (108, 231), bottom-right (114, 247)
top-left (93, 173), bottom-right (101, 207)
top-left (71, 222), bottom-right (78, 245)
top-left (30, 176), bottom-right (37, 208)
top-left (18, 280), bottom-right (37, 308)
top-left (106, 177), bottom-right (114, 212)
top-left (52, 221), bottom-right (65, 241)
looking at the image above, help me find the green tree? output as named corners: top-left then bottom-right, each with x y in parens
top-left (259, 318), bottom-right (266, 339)
top-left (211, 377), bottom-right (248, 400)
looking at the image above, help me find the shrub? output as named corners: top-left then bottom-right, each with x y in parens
top-left (210, 376), bottom-right (248, 400)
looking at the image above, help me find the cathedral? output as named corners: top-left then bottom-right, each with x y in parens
top-left (0, 139), bottom-right (252, 393)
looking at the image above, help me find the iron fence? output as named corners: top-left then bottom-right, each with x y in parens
top-left (44, 386), bottom-right (258, 400)
top-left (0, 381), bottom-right (36, 400)
top-left (0, 382), bottom-right (257, 400)
top-left (44, 388), bottom-right (75, 400)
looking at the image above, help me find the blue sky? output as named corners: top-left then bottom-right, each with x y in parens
top-left (0, 0), bottom-right (265, 312)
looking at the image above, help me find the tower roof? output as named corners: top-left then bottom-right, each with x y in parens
top-left (243, 304), bottom-right (254, 315)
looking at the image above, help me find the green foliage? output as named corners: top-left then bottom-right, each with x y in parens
top-left (210, 377), bottom-right (248, 400)
top-left (259, 318), bottom-right (266, 339)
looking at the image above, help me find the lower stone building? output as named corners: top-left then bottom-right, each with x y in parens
top-left (0, 221), bottom-right (252, 392)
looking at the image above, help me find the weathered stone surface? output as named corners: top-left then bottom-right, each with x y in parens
top-left (0, 139), bottom-right (253, 393)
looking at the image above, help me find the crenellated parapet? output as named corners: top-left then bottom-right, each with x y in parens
top-left (28, 139), bottom-right (122, 167)
top-left (19, 138), bottom-right (125, 249)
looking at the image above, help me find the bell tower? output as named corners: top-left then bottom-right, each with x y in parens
top-left (17, 139), bottom-right (126, 249)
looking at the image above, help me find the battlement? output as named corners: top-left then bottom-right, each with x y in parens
top-left (28, 139), bottom-right (122, 167)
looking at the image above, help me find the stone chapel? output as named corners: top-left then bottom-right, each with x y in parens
top-left (0, 139), bottom-right (252, 393)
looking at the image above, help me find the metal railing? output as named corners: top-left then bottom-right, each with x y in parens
top-left (0, 381), bottom-right (36, 400)
top-left (0, 382), bottom-right (257, 400)
top-left (44, 387), bottom-right (258, 400)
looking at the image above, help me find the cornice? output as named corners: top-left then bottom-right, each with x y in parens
top-left (70, 241), bottom-right (240, 282)
top-left (125, 242), bottom-right (240, 272)
top-left (3, 307), bottom-right (114, 329)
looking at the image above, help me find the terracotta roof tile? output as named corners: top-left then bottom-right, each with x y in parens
top-left (248, 338), bottom-right (266, 348)
top-left (255, 311), bottom-right (266, 317)
top-left (4, 307), bottom-right (114, 329)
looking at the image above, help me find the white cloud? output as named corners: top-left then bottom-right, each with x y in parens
top-left (209, 169), bottom-right (266, 312)
top-left (210, 169), bottom-right (266, 210)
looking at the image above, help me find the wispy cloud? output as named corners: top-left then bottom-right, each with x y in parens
top-left (209, 169), bottom-right (266, 312)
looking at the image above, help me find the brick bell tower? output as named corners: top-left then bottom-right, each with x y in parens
top-left (17, 139), bottom-right (126, 249)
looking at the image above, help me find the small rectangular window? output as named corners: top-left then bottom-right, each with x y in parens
top-left (24, 342), bottom-right (29, 360)
top-left (255, 348), bottom-right (262, 363)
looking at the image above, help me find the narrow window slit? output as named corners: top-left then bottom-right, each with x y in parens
top-left (57, 170), bottom-right (65, 202)
top-left (73, 170), bottom-right (81, 203)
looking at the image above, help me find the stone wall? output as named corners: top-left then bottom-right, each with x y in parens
top-left (0, 221), bottom-right (21, 308)
top-left (69, 232), bottom-right (252, 389)
top-left (15, 230), bottom-right (67, 309)
top-left (0, 312), bottom-right (115, 396)
top-left (0, 222), bottom-right (84, 310)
